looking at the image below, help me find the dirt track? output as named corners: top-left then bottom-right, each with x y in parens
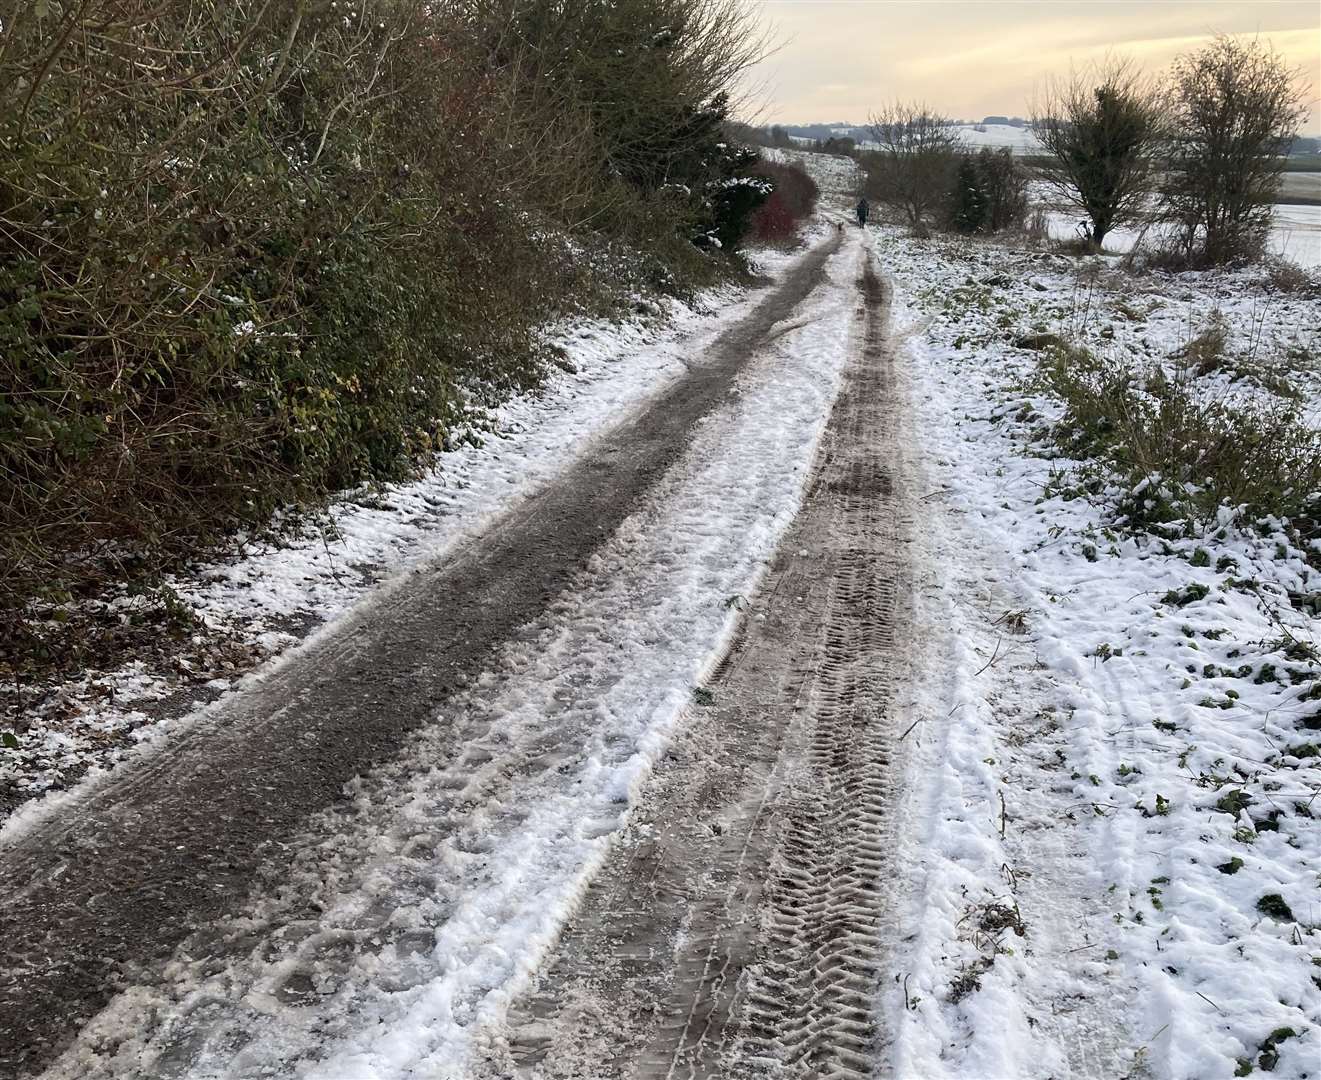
top-left (0, 235), bottom-right (843, 1077)
top-left (484, 259), bottom-right (913, 1078)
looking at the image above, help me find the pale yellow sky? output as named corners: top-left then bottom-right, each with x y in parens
top-left (746, 0), bottom-right (1321, 133)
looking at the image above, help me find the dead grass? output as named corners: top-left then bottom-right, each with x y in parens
top-left (1175, 311), bottom-right (1230, 374)
top-left (1264, 259), bottom-right (1321, 297)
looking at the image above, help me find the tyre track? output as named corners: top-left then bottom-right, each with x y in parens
top-left (487, 255), bottom-right (913, 1079)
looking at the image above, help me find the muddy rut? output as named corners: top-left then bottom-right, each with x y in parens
top-left (0, 236), bottom-right (844, 1077)
top-left (486, 260), bottom-right (914, 1078)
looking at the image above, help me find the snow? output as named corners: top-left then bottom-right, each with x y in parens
top-left (1261, 204), bottom-right (1321, 268)
top-left (878, 224), bottom-right (1321, 1079)
top-left (1031, 180), bottom-right (1321, 268)
top-left (760, 145), bottom-right (862, 206)
top-left (853, 123), bottom-right (1042, 155)
top-left (952, 123), bottom-right (1042, 152)
top-left (1038, 204), bottom-right (1321, 268)
top-left (16, 157), bottom-right (1321, 1077)
top-left (42, 237), bottom-right (868, 1079)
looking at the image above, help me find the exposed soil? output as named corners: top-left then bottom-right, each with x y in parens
top-left (480, 258), bottom-right (914, 1078)
top-left (0, 233), bottom-right (842, 1078)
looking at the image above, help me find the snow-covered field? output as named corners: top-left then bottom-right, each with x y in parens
top-left (1273, 203), bottom-right (1321, 266)
top-left (953, 123), bottom-right (1041, 151)
top-left (1038, 200), bottom-right (1321, 268)
top-left (762, 144), bottom-right (862, 205)
top-left (879, 225), bottom-right (1321, 1078)
top-left (823, 122), bottom-right (1041, 154)
top-left (0, 235), bottom-right (824, 834)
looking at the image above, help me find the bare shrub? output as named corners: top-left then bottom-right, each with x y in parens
top-left (1177, 312), bottom-right (1230, 374)
top-left (1031, 58), bottom-right (1165, 250)
top-left (1161, 36), bottom-right (1311, 266)
top-left (1054, 236), bottom-right (1102, 257)
top-left (814, 136), bottom-right (857, 156)
top-left (862, 102), bottom-right (963, 235)
top-left (749, 161), bottom-right (819, 243)
top-left (1264, 260), bottom-right (1321, 296)
top-left (1021, 206), bottom-right (1052, 247)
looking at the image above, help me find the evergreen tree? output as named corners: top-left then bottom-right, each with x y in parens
top-left (951, 156), bottom-right (989, 233)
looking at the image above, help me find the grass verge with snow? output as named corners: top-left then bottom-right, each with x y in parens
top-left (884, 226), bottom-right (1320, 1079)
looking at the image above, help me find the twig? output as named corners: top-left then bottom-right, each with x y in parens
top-left (974, 636), bottom-right (1005, 677)
top-left (897, 717), bottom-right (924, 742)
top-left (899, 702), bottom-right (962, 742)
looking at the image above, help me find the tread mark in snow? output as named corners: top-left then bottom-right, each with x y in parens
top-left (497, 259), bottom-right (913, 1079)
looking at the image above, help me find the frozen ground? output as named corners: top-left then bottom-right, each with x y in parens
top-left (878, 224), bottom-right (1320, 1079)
top-left (472, 249), bottom-right (907, 1079)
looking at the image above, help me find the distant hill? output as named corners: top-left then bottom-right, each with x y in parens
top-left (769, 121), bottom-right (1318, 157)
top-left (773, 120), bottom-right (1041, 154)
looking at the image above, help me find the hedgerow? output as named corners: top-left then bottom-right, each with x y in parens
top-left (0, 0), bottom-right (772, 675)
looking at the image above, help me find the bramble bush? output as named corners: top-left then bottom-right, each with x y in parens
top-left (1039, 342), bottom-right (1321, 528)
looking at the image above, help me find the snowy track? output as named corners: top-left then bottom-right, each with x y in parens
top-left (5, 231), bottom-right (891, 1079)
top-left (487, 258), bottom-right (913, 1079)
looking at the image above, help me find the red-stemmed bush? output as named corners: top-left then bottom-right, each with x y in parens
top-left (750, 161), bottom-right (819, 243)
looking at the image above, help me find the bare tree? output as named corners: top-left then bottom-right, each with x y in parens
top-left (1161, 35), bottom-right (1310, 265)
top-left (1031, 58), bottom-right (1164, 249)
top-left (864, 101), bottom-right (963, 234)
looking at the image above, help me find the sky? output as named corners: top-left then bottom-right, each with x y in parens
top-left (745, 0), bottom-right (1321, 133)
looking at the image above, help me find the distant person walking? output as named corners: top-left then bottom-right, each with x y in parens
top-left (856, 197), bottom-right (869, 228)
